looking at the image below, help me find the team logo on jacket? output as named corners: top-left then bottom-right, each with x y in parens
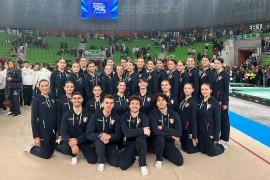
top-left (169, 118), bottom-right (174, 124)
top-left (128, 78), bottom-right (131, 81)
top-left (207, 104), bottom-right (212, 109)
top-left (219, 76), bottom-right (222, 80)
top-left (189, 73), bottom-right (192, 77)
top-left (185, 103), bottom-right (190, 107)
top-left (139, 74), bottom-right (142, 78)
top-left (168, 75), bottom-right (172, 79)
top-left (180, 78), bottom-right (183, 82)
top-left (148, 76), bottom-right (152, 80)
top-left (126, 99), bottom-right (129, 103)
top-left (110, 119), bottom-right (115, 125)
top-left (171, 99), bottom-right (174, 104)
top-left (83, 117), bottom-right (88, 123)
top-left (137, 118), bottom-right (141, 124)
top-left (201, 73), bottom-right (206, 78)
top-left (147, 97), bottom-right (151, 102)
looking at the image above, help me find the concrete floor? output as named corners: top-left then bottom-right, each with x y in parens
top-left (1, 100), bottom-right (270, 180)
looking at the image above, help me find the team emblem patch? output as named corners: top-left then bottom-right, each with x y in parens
top-left (128, 78), bottom-right (131, 81)
top-left (110, 119), bottom-right (115, 125)
top-left (189, 73), bottom-right (192, 77)
top-left (185, 103), bottom-right (190, 107)
top-left (169, 118), bottom-right (174, 124)
top-left (219, 76), bottom-right (222, 80)
top-left (147, 97), bottom-right (151, 102)
top-left (83, 117), bottom-right (88, 123)
top-left (137, 118), bottom-right (141, 124)
top-left (207, 104), bottom-right (212, 109)
top-left (148, 76), bottom-right (152, 79)
top-left (169, 75), bottom-right (172, 79)
top-left (180, 78), bottom-right (183, 82)
top-left (171, 99), bottom-right (174, 104)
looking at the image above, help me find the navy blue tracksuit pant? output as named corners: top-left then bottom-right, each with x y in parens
top-left (154, 136), bottom-right (183, 166)
top-left (220, 108), bottom-right (230, 142)
top-left (94, 139), bottom-right (119, 167)
top-left (119, 137), bottom-right (147, 170)
top-left (198, 132), bottom-right (225, 157)
top-left (11, 89), bottom-right (21, 114)
top-left (180, 132), bottom-right (199, 154)
top-left (30, 130), bottom-right (55, 159)
top-left (56, 141), bottom-right (97, 164)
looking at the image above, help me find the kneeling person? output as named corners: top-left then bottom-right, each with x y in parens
top-left (119, 96), bottom-right (151, 176)
top-left (86, 95), bottom-right (121, 171)
top-left (56, 92), bottom-right (97, 165)
top-left (150, 93), bottom-right (184, 168)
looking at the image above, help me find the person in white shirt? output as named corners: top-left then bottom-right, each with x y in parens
top-left (0, 65), bottom-right (7, 110)
top-left (33, 63), bottom-right (51, 95)
top-left (22, 61), bottom-right (35, 106)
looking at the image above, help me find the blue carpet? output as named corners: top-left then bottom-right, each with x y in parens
top-left (229, 111), bottom-right (270, 147)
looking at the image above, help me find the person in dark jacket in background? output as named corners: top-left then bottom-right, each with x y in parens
top-left (110, 65), bottom-right (124, 95)
top-left (56, 81), bottom-right (74, 144)
top-left (119, 96), bottom-right (151, 176)
top-left (79, 57), bottom-right (88, 80)
top-left (56, 92), bottom-right (96, 165)
top-left (24, 79), bottom-right (56, 159)
top-left (67, 62), bottom-right (84, 97)
top-left (125, 61), bottom-right (138, 96)
top-left (149, 93), bottom-right (184, 168)
top-left (200, 56), bottom-right (214, 89)
top-left (136, 57), bottom-right (147, 78)
top-left (113, 81), bottom-right (129, 116)
top-left (6, 61), bottom-right (22, 117)
top-left (84, 61), bottom-right (100, 102)
top-left (86, 85), bottom-right (103, 113)
top-left (213, 58), bottom-right (230, 143)
top-left (161, 80), bottom-right (178, 111)
top-left (187, 56), bottom-right (199, 99)
top-left (156, 59), bottom-right (168, 92)
top-left (50, 58), bottom-right (68, 99)
top-left (167, 59), bottom-right (180, 97)
top-left (198, 83), bottom-right (225, 157)
top-left (100, 65), bottom-right (112, 97)
top-left (177, 83), bottom-right (199, 154)
top-left (146, 60), bottom-right (159, 94)
top-left (177, 60), bottom-right (189, 102)
top-left (86, 95), bottom-right (121, 172)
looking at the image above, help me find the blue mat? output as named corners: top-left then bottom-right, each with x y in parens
top-left (229, 111), bottom-right (270, 147)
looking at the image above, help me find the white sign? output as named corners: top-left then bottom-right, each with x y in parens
top-left (250, 24), bottom-right (262, 31)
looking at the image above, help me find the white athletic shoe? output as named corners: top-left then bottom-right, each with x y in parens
top-left (24, 144), bottom-right (34, 152)
top-left (219, 140), bottom-right (230, 144)
top-left (71, 156), bottom-right (78, 165)
top-left (97, 164), bottom-right (105, 172)
top-left (141, 166), bottom-right (149, 176)
top-left (155, 161), bottom-right (162, 169)
top-left (6, 112), bottom-right (13, 115)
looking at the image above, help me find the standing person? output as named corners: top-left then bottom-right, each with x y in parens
top-left (161, 80), bottom-right (178, 111)
top-left (113, 81), bottom-right (129, 116)
top-left (86, 85), bottom-right (103, 114)
top-left (198, 83), bottom-right (225, 156)
top-left (136, 57), bottom-right (147, 78)
top-left (6, 61), bottom-right (22, 117)
top-left (100, 65), bottom-right (112, 97)
top-left (213, 58), bottom-right (230, 143)
top-left (146, 60), bottom-right (159, 94)
top-left (56, 81), bottom-right (74, 143)
top-left (156, 59), bottom-right (167, 92)
top-left (200, 56), bottom-right (214, 89)
top-left (56, 92), bottom-right (97, 165)
top-left (186, 56), bottom-right (199, 99)
top-left (79, 57), bottom-right (88, 80)
top-left (119, 96), bottom-right (150, 176)
top-left (167, 59), bottom-right (180, 97)
top-left (24, 80), bottom-right (56, 159)
top-left (120, 57), bottom-right (128, 78)
top-left (177, 83), bottom-right (199, 154)
top-left (67, 62), bottom-right (84, 96)
top-left (33, 63), bottom-right (51, 95)
top-left (22, 61), bottom-right (35, 106)
top-left (86, 95), bottom-right (121, 171)
top-left (84, 61), bottom-right (100, 102)
top-left (177, 60), bottom-right (189, 102)
top-left (110, 65), bottom-right (124, 95)
top-left (149, 93), bottom-right (184, 168)
top-left (50, 58), bottom-right (68, 99)
top-left (0, 65), bottom-right (6, 111)
top-left (135, 77), bottom-right (153, 116)
top-left (124, 61), bottom-right (138, 96)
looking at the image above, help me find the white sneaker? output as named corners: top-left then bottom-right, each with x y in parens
top-left (155, 161), bottom-right (162, 169)
top-left (6, 112), bottom-right (13, 115)
top-left (141, 166), bottom-right (149, 176)
top-left (24, 144), bottom-right (34, 152)
top-left (97, 164), bottom-right (105, 172)
top-left (219, 140), bottom-right (230, 144)
top-left (220, 144), bottom-right (229, 149)
top-left (71, 156), bottom-right (78, 165)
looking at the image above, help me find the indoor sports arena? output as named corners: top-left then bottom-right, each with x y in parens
top-left (0, 0), bottom-right (270, 179)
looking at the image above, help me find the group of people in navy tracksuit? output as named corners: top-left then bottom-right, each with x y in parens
top-left (25, 55), bottom-right (230, 176)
